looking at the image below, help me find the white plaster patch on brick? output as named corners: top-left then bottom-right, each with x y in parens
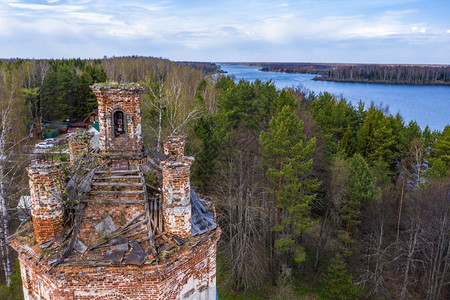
top-left (163, 182), bottom-right (190, 206)
top-left (136, 123), bottom-right (142, 139)
top-left (164, 211), bottom-right (191, 237)
top-left (165, 205), bottom-right (191, 215)
top-left (22, 287), bottom-right (30, 300)
top-left (73, 289), bottom-right (117, 296)
top-left (176, 257), bottom-right (216, 300)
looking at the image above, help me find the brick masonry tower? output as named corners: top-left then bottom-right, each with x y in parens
top-left (26, 163), bottom-right (64, 244)
top-left (91, 85), bottom-right (144, 156)
top-left (11, 85), bottom-right (220, 300)
top-left (161, 135), bottom-right (194, 238)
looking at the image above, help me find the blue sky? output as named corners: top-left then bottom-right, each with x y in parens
top-left (1, 0), bottom-right (449, 63)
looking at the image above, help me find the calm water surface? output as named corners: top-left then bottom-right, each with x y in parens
top-left (218, 64), bottom-right (450, 131)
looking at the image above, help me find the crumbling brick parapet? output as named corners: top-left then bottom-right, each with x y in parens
top-left (161, 135), bottom-right (194, 239)
top-left (27, 163), bottom-right (64, 244)
top-left (68, 132), bottom-right (94, 165)
top-left (163, 134), bottom-right (187, 156)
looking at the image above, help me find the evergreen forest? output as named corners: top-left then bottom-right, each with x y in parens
top-left (0, 56), bottom-right (448, 299)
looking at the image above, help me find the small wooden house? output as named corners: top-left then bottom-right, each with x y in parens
top-left (83, 109), bottom-right (98, 129)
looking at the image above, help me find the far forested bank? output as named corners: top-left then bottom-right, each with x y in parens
top-left (233, 62), bottom-right (450, 85)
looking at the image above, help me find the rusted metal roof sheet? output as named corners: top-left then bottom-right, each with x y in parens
top-left (124, 250), bottom-right (147, 265)
top-left (129, 239), bottom-right (144, 252)
top-left (110, 237), bottom-right (128, 252)
top-left (74, 239), bottom-right (88, 254)
top-left (95, 215), bottom-right (117, 238)
top-left (103, 249), bottom-right (126, 264)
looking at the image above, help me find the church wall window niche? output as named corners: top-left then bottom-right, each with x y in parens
top-left (112, 109), bottom-right (127, 138)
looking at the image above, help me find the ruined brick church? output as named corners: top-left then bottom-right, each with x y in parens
top-left (10, 85), bottom-right (220, 299)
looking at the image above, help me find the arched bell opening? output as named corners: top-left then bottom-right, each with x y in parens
top-left (112, 109), bottom-right (127, 138)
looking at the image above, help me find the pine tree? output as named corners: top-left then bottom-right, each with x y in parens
top-left (431, 125), bottom-right (450, 167)
top-left (339, 125), bottom-right (356, 157)
top-left (192, 116), bottom-right (220, 191)
top-left (425, 125), bottom-right (450, 180)
top-left (356, 106), bottom-right (395, 165)
top-left (260, 105), bottom-right (320, 265)
top-left (340, 154), bottom-right (376, 249)
top-left (322, 254), bottom-right (361, 300)
top-left (310, 92), bottom-right (358, 154)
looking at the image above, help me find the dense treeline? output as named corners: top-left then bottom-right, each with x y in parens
top-left (242, 62), bottom-right (450, 85)
top-left (316, 64), bottom-right (450, 85)
top-left (0, 57), bottom-right (448, 299)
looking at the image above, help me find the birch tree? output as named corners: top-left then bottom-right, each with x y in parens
top-left (141, 67), bottom-right (204, 150)
top-left (0, 66), bottom-right (29, 285)
top-left (142, 72), bottom-right (167, 152)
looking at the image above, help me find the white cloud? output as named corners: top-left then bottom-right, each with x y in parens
top-left (8, 3), bottom-right (83, 13)
top-left (67, 12), bottom-right (122, 25)
top-left (31, 19), bottom-right (79, 35)
top-left (1, 1), bottom-right (449, 62)
top-left (412, 26), bottom-right (427, 34)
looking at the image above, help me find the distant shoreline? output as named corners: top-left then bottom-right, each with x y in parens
top-left (221, 62), bottom-right (450, 86)
top-left (312, 77), bottom-right (450, 86)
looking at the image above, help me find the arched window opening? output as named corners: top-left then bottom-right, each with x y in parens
top-left (112, 110), bottom-right (127, 138)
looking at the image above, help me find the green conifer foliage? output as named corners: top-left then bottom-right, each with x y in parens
top-left (339, 125), bottom-right (356, 157)
top-left (431, 125), bottom-right (450, 167)
top-left (260, 105), bottom-right (320, 264)
top-left (356, 106), bottom-right (395, 165)
top-left (310, 92), bottom-right (358, 155)
top-left (322, 255), bottom-right (361, 300)
top-left (340, 154), bottom-right (376, 249)
top-left (425, 125), bottom-right (450, 180)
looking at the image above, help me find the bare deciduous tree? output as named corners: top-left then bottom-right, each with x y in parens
top-left (141, 66), bottom-right (204, 150)
top-left (0, 67), bottom-right (30, 285)
top-left (215, 130), bottom-right (268, 291)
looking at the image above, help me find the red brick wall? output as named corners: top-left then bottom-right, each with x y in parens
top-left (17, 234), bottom-right (219, 300)
top-left (91, 86), bottom-right (144, 156)
top-left (163, 135), bottom-right (187, 156)
top-left (27, 164), bottom-right (64, 244)
top-left (69, 132), bottom-right (93, 165)
top-left (161, 135), bottom-right (194, 239)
